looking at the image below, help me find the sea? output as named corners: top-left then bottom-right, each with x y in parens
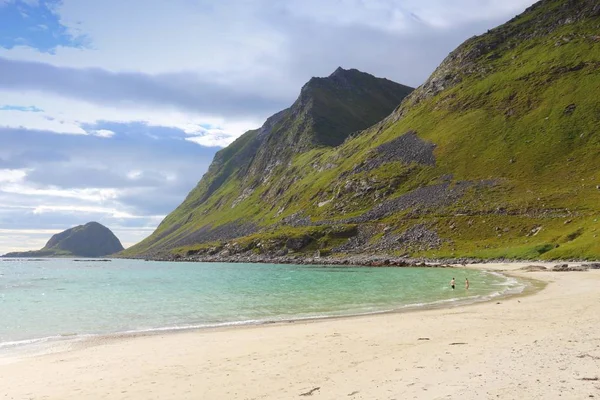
top-left (0, 258), bottom-right (526, 352)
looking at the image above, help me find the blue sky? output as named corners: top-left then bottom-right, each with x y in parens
top-left (0, 0), bottom-right (87, 52)
top-left (0, 0), bottom-right (537, 254)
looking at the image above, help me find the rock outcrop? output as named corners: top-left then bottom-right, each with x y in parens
top-left (2, 222), bottom-right (124, 258)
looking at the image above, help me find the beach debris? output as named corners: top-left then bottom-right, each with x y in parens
top-left (300, 387), bottom-right (321, 396)
top-left (449, 342), bottom-right (468, 346)
top-left (553, 264), bottom-right (569, 271)
top-left (577, 353), bottom-right (600, 360)
top-left (418, 337), bottom-right (430, 341)
top-left (519, 265), bottom-right (548, 272)
top-left (348, 391), bottom-right (360, 396)
top-left (579, 377), bottom-right (599, 381)
top-left (552, 264), bottom-right (589, 272)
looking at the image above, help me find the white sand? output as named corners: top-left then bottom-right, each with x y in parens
top-left (1, 262), bottom-right (599, 399)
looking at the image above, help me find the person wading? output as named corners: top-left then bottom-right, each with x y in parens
top-left (450, 278), bottom-right (455, 290)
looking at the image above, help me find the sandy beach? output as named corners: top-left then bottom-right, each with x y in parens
top-left (1, 262), bottom-right (599, 399)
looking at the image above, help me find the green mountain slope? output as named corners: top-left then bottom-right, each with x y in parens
top-left (3, 222), bottom-right (124, 258)
top-left (126, 0), bottom-right (600, 261)
top-left (125, 68), bottom-right (414, 255)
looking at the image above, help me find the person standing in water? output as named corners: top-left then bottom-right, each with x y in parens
top-left (465, 278), bottom-right (469, 290)
top-left (450, 278), bottom-right (455, 290)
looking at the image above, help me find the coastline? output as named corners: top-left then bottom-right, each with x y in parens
top-left (0, 265), bottom-right (530, 358)
top-left (128, 251), bottom-right (600, 268)
top-left (3, 262), bottom-right (599, 399)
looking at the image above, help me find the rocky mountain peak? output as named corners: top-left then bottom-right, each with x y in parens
top-left (328, 66), bottom-right (365, 81)
top-left (302, 67), bottom-right (380, 95)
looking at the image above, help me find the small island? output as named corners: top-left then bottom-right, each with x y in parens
top-left (2, 221), bottom-right (124, 258)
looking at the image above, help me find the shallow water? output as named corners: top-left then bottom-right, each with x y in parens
top-left (0, 259), bottom-right (523, 349)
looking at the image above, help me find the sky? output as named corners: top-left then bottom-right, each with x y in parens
top-left (0, 0), bottom-right (537, 255)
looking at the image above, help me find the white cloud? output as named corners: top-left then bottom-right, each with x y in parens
top-left (1, 182), bottom-right (119, 202)
top-left (0, 168), bottom-right (28, 183)
top-left (0, 228), bottom-right (61, 234)
top-left (285, 0), bottom-right (534, 31)
top-left (185, 134), bottom-right (238, 148)
top-left (126, 170), bottom-right (142, 180)
top-left (1, 0), bottom-right (287, 82)
top-left (93, 129), bottom-right (115, 138)
top-left (31, 204), bottom-right (161, 219)
top-left (0, 0), bottom-right (537, 90)
top-left (401, 0), bottom-right (535, 28)
top-left (184, 125), bottom-right (241, 148)
top-left (281, 0), bottom-right (414, 32)
top-left (0, 90), bottom-right (261, 145)
top-left (0, 107), bottom-right (86, 134)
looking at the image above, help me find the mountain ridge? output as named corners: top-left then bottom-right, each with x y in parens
top-left (126, 68), bottom-right (414, 255)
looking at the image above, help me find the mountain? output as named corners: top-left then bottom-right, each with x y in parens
top-left (124, 68), bottom-right (414, 255)
top-left (3, 222), bottom-right (124, 258)
top-left (125, 0), bottom-right (600, 261)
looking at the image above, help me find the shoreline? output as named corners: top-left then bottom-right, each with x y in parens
top-left (126, 252), bottom-right (600, 268)
top-left (2, 262), bottom-right (599, 399)
top-left (0, 265), bottom-right (535, 359)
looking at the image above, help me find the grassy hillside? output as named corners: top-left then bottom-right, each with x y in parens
top-left (125, 0), bottom-right (600, 261)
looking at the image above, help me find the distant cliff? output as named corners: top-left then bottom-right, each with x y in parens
top-left (2, 222), bottom-right (124, 258)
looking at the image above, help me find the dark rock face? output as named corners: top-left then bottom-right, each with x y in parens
top-left (2, 222), bottom-right (124, 258)
top-left (375, 131), bottom-right (436, 166)
top-left (331, 224), bottom-right (443, 255)
top-left (349, 182), bottom-right (475, 223)
top-left (170, 222), bottom-right (259, 249)
top-left (396, 225), bottom-right (444, 252)
top-left (354, 131), bottom-right (436, 173)
top-left (285, 235), bottom-right (312, 251)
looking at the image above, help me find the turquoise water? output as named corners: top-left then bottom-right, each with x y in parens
top-left (0, 259), bottom-right (523, 348)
